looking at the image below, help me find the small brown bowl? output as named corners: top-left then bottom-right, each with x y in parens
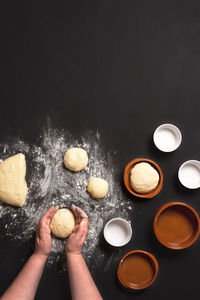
top-left (153, 202), bottom-right (200, 250)
top-left (124, 158), bottom-right (163, 198)
top-left (117, 250), bottom-right (159, 290)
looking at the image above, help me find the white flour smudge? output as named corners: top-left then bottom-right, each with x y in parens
top-left (0, 125), bottom-right (133, 272)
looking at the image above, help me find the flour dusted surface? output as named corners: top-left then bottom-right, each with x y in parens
top-left (0, 125), bottom-right (133, 271)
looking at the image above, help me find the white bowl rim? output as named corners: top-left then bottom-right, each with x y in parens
top-left (153, 123), bottom-right (182, 152)
top-left (103, 217), bottom-right (132, 247)
top-left (178, 160), bottom-right (200, 189)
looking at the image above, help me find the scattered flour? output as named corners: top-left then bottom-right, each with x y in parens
top-left (0, 124), bottom-right (133, 272)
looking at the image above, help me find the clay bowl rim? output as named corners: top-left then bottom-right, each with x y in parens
top-left (153, 201), bottom-right (200, 250)
top-left (117, 250), bottom-right (159, 290)
top-left (124, 158), bottom-right (163, 198)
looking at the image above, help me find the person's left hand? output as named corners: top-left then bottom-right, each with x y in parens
top-left (34, 206), bottom-right (58, 259)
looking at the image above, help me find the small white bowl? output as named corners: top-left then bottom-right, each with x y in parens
top-left (153, 123), bottom-right (182, 152)
top-left (178, 160), bottom-right (200, 189)
top-left (103, 218), bottom-right (132, 247)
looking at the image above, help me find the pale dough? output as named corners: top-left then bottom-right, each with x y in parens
top-left (87, 177), bottom-right (109, 199)
top-left (0, 153), bottom-right (28, 207)
top-left (130, 162), bottom-right (159, 193)
top-left (50, 208), bottom-right (75, 238)
top-left (63, 148), bottom-right (88, 172)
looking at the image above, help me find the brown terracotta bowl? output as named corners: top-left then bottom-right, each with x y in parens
top-left (124, 158), bottom-right (163, 198)
top-left (117, 250), bottom-right (159, 290)
top-left (153, 202), bottom-right (200, 250)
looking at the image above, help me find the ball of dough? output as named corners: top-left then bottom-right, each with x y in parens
top-left (50, 209), bottom-right (75, 238)
top-left (63, 148), bottom-right (88, 172)
top-left (87, 177), bottom-right (109, 199)
top-left (0, 153), bottom-right (28, 207)
top-left (130, 162), bottom-right (160, 194)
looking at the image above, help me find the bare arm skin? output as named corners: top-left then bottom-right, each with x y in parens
top-left (1, 206), bottom-right (58, 300)
top-left (1, 204), bottom-right (103, 300)
top-left (66, 204), bottom-right (103, 300)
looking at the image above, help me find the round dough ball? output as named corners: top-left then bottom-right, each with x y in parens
top-left (87, 177), bottom-right (109, 199)
top-left (50, 209), bottom-right (75, 238)
top-left (64, 148), bottom-right (88, 172)
top-left (130, 162), bottom-right (160, 194)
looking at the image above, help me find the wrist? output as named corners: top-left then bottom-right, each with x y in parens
top-left (66, 250), bottom-right (82, 259)
top-left (32, 251), bottom-right (49, 262)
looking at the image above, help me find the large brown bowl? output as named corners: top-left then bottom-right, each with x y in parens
top-left (153, 202), bottom-right (200, 249)
top-left (117, 250), bottom-right (159, 290)
top-left (124, 158), bottom-right (163, 198)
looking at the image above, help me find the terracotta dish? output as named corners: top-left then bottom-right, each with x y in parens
top-left (124, 158), bottom-right (163, 198)
top-left (117, 250), bottom-right (159, 290)
top-left (154, 202), bottom-right (200, 249)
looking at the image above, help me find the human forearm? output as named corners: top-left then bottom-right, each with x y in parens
top-left (1, 253), bottom-right (47, 300)
top-left (67, 252), bottom-right (103, 300)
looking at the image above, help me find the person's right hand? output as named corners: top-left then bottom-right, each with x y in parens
top-left (65, 204), bottom-right (88, 256)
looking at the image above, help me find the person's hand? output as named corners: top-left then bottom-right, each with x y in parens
top-left (34, 206), bottom-right (58, 259)
top-left (65, 204), bottom-right (88, 256)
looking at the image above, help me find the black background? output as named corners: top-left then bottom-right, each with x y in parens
top-left (0, 0), bottom-right (200, 299)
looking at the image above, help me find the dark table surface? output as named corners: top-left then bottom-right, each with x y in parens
top-left (0, 0), bottom-right (200, 299)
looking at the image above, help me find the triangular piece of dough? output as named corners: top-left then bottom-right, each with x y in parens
top-left (0, 153), bottom-right (28, 207)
